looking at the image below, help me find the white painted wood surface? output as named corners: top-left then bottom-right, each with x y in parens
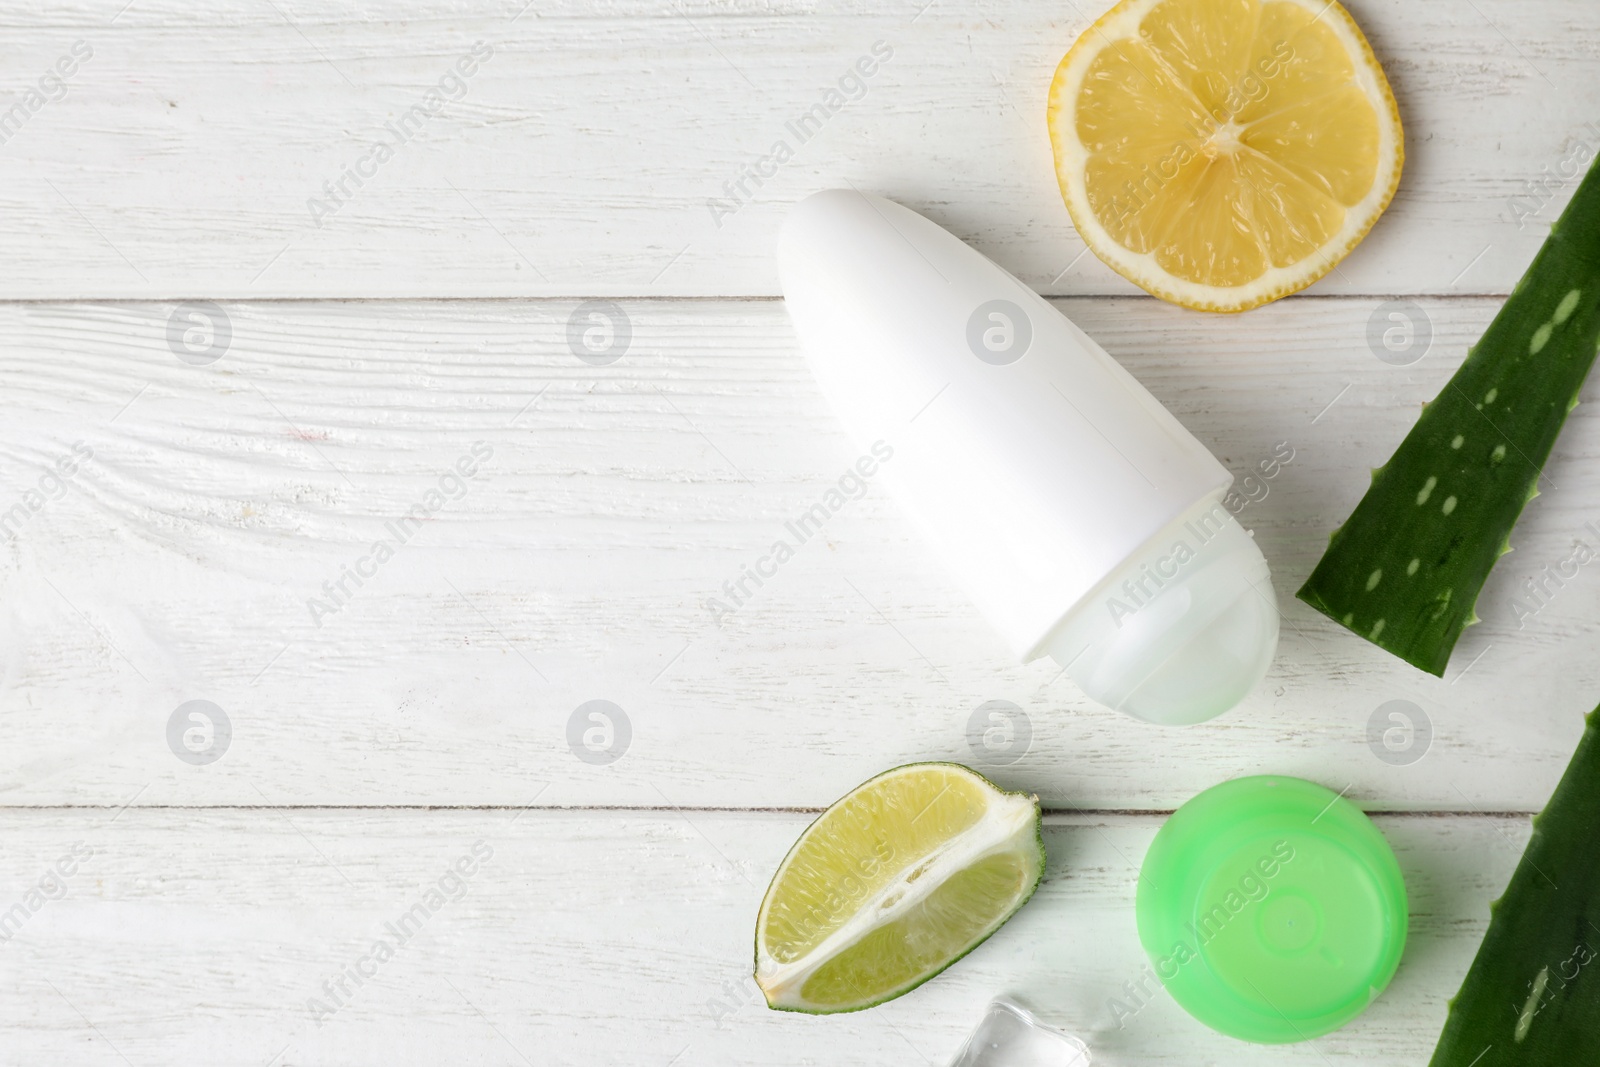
top-left (0, 811), bottom-right (1530, 1065)
top-left (4, 297), bottom-right (1594, 812)
top-left (4, 0), bottom-right (1599, 1062)
top-left (0, 0), bottom-right (1596, 298)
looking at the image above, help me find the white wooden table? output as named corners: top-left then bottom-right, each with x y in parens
top-left (3, 1), bottom-right (1599, 1062)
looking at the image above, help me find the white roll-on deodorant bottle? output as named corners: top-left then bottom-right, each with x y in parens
top-left (777, 190), bottom-right (1279, 725)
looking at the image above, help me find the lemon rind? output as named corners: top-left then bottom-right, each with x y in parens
top-left (1047, 0), bottom-right (1404, 313)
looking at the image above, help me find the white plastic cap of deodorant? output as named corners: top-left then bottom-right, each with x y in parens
top-left (777, 190), bottom-right (1278, 725)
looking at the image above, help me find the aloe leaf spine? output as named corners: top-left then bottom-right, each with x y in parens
top-left (1297, 154), bottom-right (1600, 675)
top-left (1429, 707), bottom-right (1600, 1065)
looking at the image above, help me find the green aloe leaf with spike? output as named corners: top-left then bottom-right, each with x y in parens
top-left (1429, 705), bottom-right (1600, 1064)
top-left (1298, 154), bottom-right (1600, 675)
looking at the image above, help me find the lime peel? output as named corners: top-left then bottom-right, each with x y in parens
top-left (754, 763), bottom-right (1045, 1014)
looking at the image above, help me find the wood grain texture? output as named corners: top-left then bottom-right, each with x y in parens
top-left (2, 296), bottom-right (1595, 810)
top-left (0, 0), bottom-right (1596, 297)
top-left (0, 809), bottom-right (1527, 1065)
top-left (5, 1), bottom-right (1596, 1060)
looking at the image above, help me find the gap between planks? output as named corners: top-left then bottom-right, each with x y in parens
top-left (0, 292), bottom-right (1519, 306)
top-left (0, 804), bottom-right (1539, 817)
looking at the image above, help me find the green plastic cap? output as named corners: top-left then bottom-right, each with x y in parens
top-left (1136, 775), bottom-right (1408, 1044)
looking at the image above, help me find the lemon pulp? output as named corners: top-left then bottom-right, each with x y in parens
top-left (1049, 0), bottom-right (1403, 311)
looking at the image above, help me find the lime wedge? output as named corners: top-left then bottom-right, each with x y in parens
top-left (755, 763), bottom-right (1045, 1014)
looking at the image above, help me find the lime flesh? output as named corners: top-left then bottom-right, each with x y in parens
top-left (755, 763), bottom-right (1045, 1014)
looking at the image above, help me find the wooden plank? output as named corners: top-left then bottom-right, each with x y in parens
top-left (0, 0), bottom-right (1596, 297)
top-left (0, 808), bottom-right (1522, 1064)
top-left (1, 296), bottom-right (1594, 809)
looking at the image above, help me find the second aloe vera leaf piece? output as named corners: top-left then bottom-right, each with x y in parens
top-left (1428, 707), bottom-right (1600, 1065)
top-left (1297, 155), bottom-right (1600, 675)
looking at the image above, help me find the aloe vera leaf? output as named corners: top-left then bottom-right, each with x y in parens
top-left (1297, 155), bottom-right (1600, 675)
top-left (1428, 707), bottom-right (1600, 1065)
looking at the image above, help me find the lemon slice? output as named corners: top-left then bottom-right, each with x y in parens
top-left (1048, 0), bottom-right (1403, 312)
top-left (754, 763), bottom-right (1044, 1014)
